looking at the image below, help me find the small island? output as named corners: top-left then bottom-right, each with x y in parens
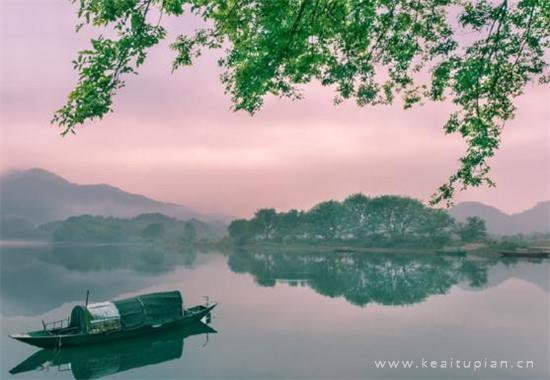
top-left (227, 194), bottom-right (517, 255)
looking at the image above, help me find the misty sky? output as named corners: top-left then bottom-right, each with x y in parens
top-left (1, 0), bottom-right (548, 217)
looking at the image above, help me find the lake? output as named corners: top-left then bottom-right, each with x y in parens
top-left (1, 243), bottom-right (548, 379)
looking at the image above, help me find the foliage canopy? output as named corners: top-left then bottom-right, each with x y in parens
top-left (53, 0), bottom-right (549, 204)
top-left (458, 216), bottom-right (488, 242)
top-left (228, 194), bottom-right (461, 246)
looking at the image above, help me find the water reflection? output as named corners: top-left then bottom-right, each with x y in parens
top-left (228, 251), bottom-right (492, 306)
top-left (3, 243), bottom-right (547, 315)
top-left (1, 243), bottom-right (549, 379)
top-left (9, 322), bottom-right (216, 379)
top-left (1, 243), bottom-right (200, 316)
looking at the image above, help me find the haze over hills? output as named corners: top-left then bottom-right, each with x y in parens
top-left (0, 168), bottom-right (230, 225)
top-left (449, 201), bottom-right (550, 235)
top-left (1, 168), bottom-right (547, 236)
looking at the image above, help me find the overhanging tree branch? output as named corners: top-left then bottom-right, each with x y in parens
top-left (52, 0), bottom-right (549, 204)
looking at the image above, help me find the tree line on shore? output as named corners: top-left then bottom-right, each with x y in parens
top-left (1, 213), bottom-right (226, 244)
top-left (229, 194), bottom-right (487, 247)
top-left (53, 214), bottom-right (199, 244)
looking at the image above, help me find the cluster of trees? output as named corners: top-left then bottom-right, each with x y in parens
top-left (53, 215), bottom-right (125, 242)
top-left (229, 194), bottom-right (487, 247)
top-left (48, 213), bottom-right (223, 243)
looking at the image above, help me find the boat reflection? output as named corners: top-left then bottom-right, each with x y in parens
top-left (9, 322), bottom-right (216, 379)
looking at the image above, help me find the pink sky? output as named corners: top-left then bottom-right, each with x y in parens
top-left (1, 0), bottom-right (548, 217)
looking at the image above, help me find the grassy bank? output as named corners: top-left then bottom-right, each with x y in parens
top-left (229, 240), bottom-right (550, 259)
top-left (232, 241), bottom-right (461, 255)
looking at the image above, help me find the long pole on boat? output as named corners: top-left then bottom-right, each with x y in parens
top-left (85, 290), bottom-right (90, 307)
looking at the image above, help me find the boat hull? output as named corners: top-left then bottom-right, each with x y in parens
top-left (10, 304), bottom-right (216, 348)
top-left (500, 252), bottom-right (549, 258)
top-left (435, 251), bottom-right (466, 257)
top-left (9, 322), bottom-right (216, 377)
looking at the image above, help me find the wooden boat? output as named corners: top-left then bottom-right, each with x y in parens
top-left (500, 251), bottom-right (549, 258)
top-left (435, 247), bottom-right (467, 257)
top-left (334, 247), bottom-right (356, 253)
top-left (10, 322), bottom-right (216, 378)
top-left (9, 290), bottom-right (216, 348)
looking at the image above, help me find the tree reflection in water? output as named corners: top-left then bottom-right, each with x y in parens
top-left (229, 251), bottom-right (490, 306)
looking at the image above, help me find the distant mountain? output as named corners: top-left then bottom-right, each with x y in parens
top-left (450, 201), bottom-right (550, 235)
top-left (512, 202), bottom-right (550, 235)
top-left (449, 202), bottom-right (513, 234)
top-left (0, 168), bottom-right (229, 225)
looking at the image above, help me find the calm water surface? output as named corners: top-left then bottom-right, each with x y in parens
top-left (1, 243), bottom-right (548, 379)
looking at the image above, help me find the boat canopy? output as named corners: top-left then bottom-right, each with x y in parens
top-left (69, 291), bottom-right (184, 333)
top-left (69, 304), bottom-right (119, 334)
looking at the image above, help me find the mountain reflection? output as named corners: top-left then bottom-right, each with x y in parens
top-left (9, 322), bottom-right (216, 379)
top-left (1, 243), bottom-right (199, 316)
top-left (228, 251), bottom-right (490, 306)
